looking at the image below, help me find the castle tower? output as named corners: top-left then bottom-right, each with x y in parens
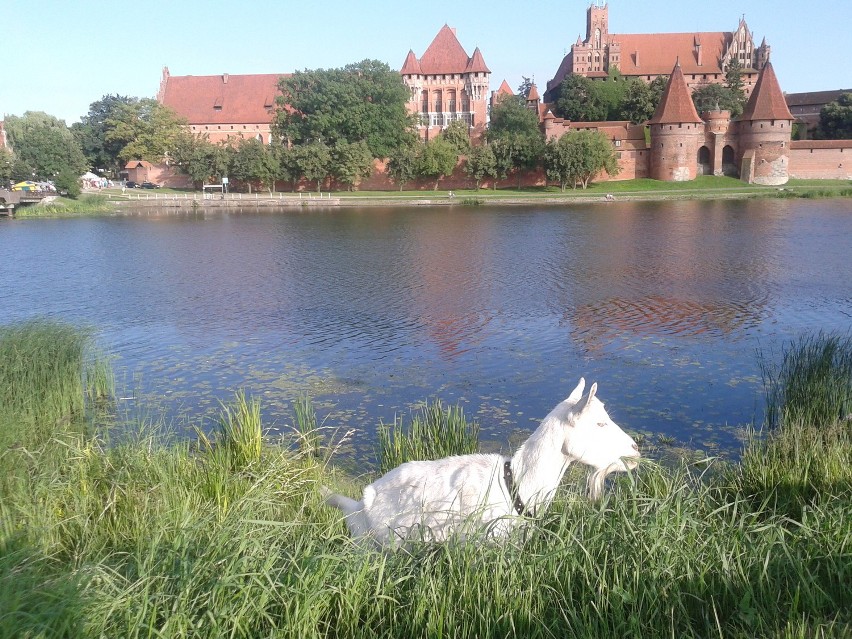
top-left (648, 62), bottom-right (705, 181)
top-left (400, 25), bottom-right (491, 143)
top-left (736, 61), bottom-right (794, 185)
top-left (701, 109), bottom-right (733, 176)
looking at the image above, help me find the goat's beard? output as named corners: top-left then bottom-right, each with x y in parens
top-left (587, 465), bottom-right (618, 500)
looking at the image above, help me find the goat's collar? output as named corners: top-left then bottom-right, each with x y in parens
top-left (503, 461), bottom-right (534, 518)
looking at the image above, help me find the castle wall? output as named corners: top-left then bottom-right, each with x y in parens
top-left (789, 141), bottom-right (852, 179)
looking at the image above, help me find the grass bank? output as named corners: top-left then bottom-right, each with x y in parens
top-left (1, 321), bottom-right (850, 637)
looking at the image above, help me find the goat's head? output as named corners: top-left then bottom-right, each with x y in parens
top-left (551, 378), bottom-right (640, 474)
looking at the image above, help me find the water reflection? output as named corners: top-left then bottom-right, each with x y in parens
top-left (1, 199), bottom-right (850, 460)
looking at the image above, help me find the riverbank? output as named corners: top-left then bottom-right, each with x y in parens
top-left (8, 177), bottom-right (852, 217)
top-left (1, 321), bottom-right (850, 637)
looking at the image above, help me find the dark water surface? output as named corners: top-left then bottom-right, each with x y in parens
top-left (2, 198), bottom-right (851, 459)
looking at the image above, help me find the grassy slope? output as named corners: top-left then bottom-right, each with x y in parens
top-left (0, 321), bottom-right (850, 638)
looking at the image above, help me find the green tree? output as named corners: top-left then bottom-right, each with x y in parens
top-left (724, 58), bottom-right (747, 111)
top-left (332, 140), bottom-right (374, 191)
top-left (517, 76), bottom-right (534, 100)
top-left (275, 59), bottom-right (416, 158)
top-left (228, 138), bottom-right (278, 193)
top-left (464, 143), bottom-right (496, 190)
top-left (172, 133), bottom-right (226, 188)
top-left (440, 119), bottom-right (471, 155)
top-left (554, 74), bottom-right (608, 121)
top-left (0, 147), bottom-right (14, 185)
top-left (4, 111), bottom-right (88, 180)
top-left (72, 94), bottom-right (136, 175)
top-left (621, 78), bottom-right (657, 124)
top-left (417, 137), bottom-right (458, 190)
top-left (488, 94), bottom-right (544, 188)
top-left (105, 99), bottom-right (188, 163)
top-left (544, 130), bottom-right (619, 189)
top-left (691, 83), bottom-right (742, 117)
top-left (817, 93), bottom-right (852, 139)
top-left (386, 141), bottom-right (421, 191)
top-left (54, 167), bottom-right (82, 198)
top-left (595, 68), bottom-right (629, 120)
top-left (291, 141), bottom-right (333, 192)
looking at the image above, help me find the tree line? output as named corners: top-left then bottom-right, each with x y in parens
top-left (3, 58), bottom-right (852, 196)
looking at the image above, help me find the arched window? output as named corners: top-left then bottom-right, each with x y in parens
top-left (698, 146), bottom-right (711, 175)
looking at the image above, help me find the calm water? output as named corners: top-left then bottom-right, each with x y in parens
top-left (2, 198), bottom-right (851, 459)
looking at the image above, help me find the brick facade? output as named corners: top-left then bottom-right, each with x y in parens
top-left (400, 25), bottom-right (491, 142)
top-left (544, 3), bottom-right (769, 104)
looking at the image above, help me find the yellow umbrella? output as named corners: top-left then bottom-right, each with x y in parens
top-left (11, 181), bottom-right (38, 192)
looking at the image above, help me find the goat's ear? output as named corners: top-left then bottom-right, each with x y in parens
top-left (574, 382), bottom-right (598, 415)
top-left (566, 377), bottom-right (585, 404)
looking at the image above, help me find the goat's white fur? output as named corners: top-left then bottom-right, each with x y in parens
top-left (324, 379), bottom-right (639, 547)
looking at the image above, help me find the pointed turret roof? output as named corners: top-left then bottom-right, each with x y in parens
top-left (737, 62), bottom-right (794, 121)
top-left (400, 50), bottom-right (422, 75)
top-left (466, 46), bottom-right (491, 73)
top-left (496, 79), bottom-right (513, 96)
top-left (647, 62), bottom-right (703, 125)
top-left (419, 24), bottom-right (472, 74)
top-left (527, 83), bottom-right (540, 102)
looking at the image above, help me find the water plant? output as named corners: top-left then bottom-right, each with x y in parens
top-left (376, 399), bottom-right (480, 473)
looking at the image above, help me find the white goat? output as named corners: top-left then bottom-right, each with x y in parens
top-left (324, 379), bottom-right (639, 547)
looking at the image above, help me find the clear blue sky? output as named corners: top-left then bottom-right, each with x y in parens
top-left (3, 0), bottom-right (850, 125)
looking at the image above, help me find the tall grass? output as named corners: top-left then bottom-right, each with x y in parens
top-left (377, 400), bottom-right (479, 473)
top-left (760, 331), bottom-right (852, 430)
top-left (0, 322), bottom-right (850, 637)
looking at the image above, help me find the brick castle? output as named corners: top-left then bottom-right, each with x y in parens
top-left (149, 3), bottom-right (850, 189)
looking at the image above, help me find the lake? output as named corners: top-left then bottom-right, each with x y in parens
top-left (2, 198), bottom-right (850, 460)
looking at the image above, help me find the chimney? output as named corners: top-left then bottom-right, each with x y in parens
top-left (634, 50), bottom-right (639, 67)
top-left (695, 35), bottom-right (702, 66)
top-left (223, 73), bottom-right (229, 84)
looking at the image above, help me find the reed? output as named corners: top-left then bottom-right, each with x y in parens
top-left (377, 399), bottom-right (480, 473)
top-left (760, 331), bottom-right (852, 430)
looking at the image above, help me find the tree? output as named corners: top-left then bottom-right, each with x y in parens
top-left (724, 58), bottom-right (747, 111)
top-left (417, 137), bottom-right (458, 190)
top-left (172, 133), bottom-right (229, 189)
top-left (229, 138), bottom-right (277, 193)
top-left (275, 59), bottom-right (416, 159)
top-left (55, 167), bottom-right (82, 199)
top-left (554, 74), bottom-right (608, 121)
top-left (488, 94), bottom-right (544, 188)
top-left (691, 83), bottom-right (742, 117)
top-left (440, 119), bottom-right (471, 155)
top-left (621, 78), bottom-right (657, 124)
top-left (0, 147), bottom-right (14, 185)
top-left (332, 140), bottom-right (374, 191)
top-left (464, 143), bottom-right (496, 190)
top-left (386, 141), bottom-right (421, 191)
top-left (817, 93), bottom-right (852, 139)
top-left (291, 141), bottom-right (333, 192)
top-left (516, 76), bottom-right (534, 100)
top-left (4, 112), bottom-right (88, 180)
top-left (543, 130), bottom-right (619, 189)
top-left (72, 94), bottom-right (136, 175)
top-left (105, 99), bottom-right (188, 163)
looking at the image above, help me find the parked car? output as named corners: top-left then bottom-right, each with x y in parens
top-left (140, 181), bottom-right (160, 189)
top-left (125, 181), bottom-right (137, 189)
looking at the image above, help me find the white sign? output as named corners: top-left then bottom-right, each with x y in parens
top-left (222, 177), bottom-right (229, 184)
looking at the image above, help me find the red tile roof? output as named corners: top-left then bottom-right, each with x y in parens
top-left (614, 32), bottom-right (731, 76)
top-left (159, 72), bottom-right (289, 124)
top-left (495, 80), bottom-right (513, 96)
top-left (466, 47), bottom-right (490, 73)
top-left (400, 50), bottom-right (422, 75)
top-left (403, 25), bottom-right (489, 76)
top-left (738, 62), bottom-right (794, 121)
top-left (527, 83), bottom-right (540, 101)
top-left (647, 63), bottom-right (703, 125)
